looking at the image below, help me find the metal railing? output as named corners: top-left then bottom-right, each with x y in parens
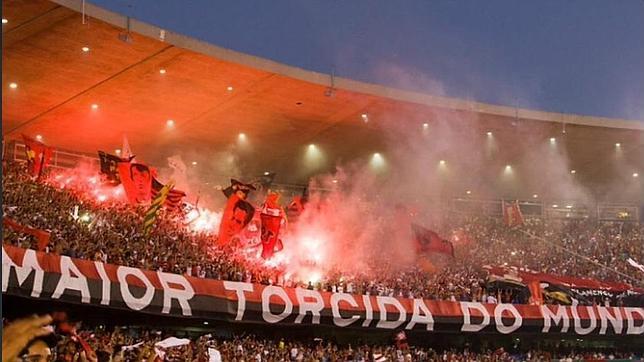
top-left (5, 139), bottom-right (640, 222)
top-left (449, 197), bottom-right (640, 222)
top-left (8, 140), bottom-right (99, 170)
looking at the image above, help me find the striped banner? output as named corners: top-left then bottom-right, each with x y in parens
top-left (3, 244), bottom-right (643, 335)
top-left (143, 180), bottom-right (174, 235)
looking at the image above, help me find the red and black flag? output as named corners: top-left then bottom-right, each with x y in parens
top-left (3, 217), bottom-right (51, 251)
top-left (98, 151), bottom-right (133, 185)
top-left (411, 223), bottom-right (454, 257)
top-left (117, 161), bottom-right (153, 205)
top-left (152, 178), bottom-right (187, 212)
top-left (260, 192), bottom-right (285, 259)
top-left (22, 134), bottom-right (53, 178)
top-left (222, 179), bottom-right (256, 199)
top-left (502, 200), bottom-right (525, 227)
top-left (217, 179), bottom-right (256, 246)
top-left (260, 212), bottom-right (283, 259)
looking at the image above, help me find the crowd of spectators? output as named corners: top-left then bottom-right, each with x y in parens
top-left (2, 161), bottom-right (643, 307)
top-left (56, 328), bottom-right (644, 362)
top-left (2, 162), bottom-right (281, 284)
top-left (310, 215), bottom-right (643, 304)
top-left (4, 317), bottom-right (641, 362)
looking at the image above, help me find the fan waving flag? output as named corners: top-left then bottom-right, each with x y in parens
top-left (22, 134), bottom-right (53, 178)
top-left (98, 151), bottom-right (133, 185)
top-left (143, 181), bottom-right (174, 235)
top-left (152, 178), bottom-right (187, 212)
top-left (502, 200), bottom-right (525, 227)
top-left (411, 223), bottom-right (454, 257)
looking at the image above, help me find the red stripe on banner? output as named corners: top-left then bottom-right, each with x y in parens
top-left (3, 245), bottom-right (643, 334)
top-left (485, 265), bottom-right (642, 293)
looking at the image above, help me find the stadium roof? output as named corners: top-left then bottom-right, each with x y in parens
top-left (2, 0), bottom-right (642, 201)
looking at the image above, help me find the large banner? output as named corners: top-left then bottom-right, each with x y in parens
top-left (485, 265), bottom-right (644, 305)
top-left (3, 245), bottom-right (643, 336)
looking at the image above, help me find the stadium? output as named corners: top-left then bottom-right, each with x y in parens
top-left (2, 0), bottom-right (643, 361)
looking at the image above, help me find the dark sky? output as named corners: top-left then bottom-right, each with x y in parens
top-left (92, 0), bottom-right (644, 120)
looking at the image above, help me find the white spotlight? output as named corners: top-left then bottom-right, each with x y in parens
top-left (238, 133), bottom-right (247, 141)
top-left (36, 135), bottom-right (43, 141)
top-left (304, 144), bottom-right (324, 170)
top-left (423, 123), bottom-right (429, 129)
top-left (505, 165), bottom-right (512, 170)
top-left (533, 194), bottom-right (538, 198)
top-left (570, 170), bottom-right (576, 174)
top-left (191, 161), bottom-right (197, 166)
top-left (549, 137), bottom-right (556, 144)
top-left (615, 143), bottom-right (621, 147)
top-left (91, 103), bottom-right (99, 110)
top-left (466, 190), bottom-right (471, 195)
top-left (227, 86), bottom-right (234, 92)
top-left (634, 173), bottom-right (639, 178)
top-left (439, 160), bottom-right (446, 166)
top-left (81, 46), bottom-right (90, 52)
top-left (9, 82), bottom-right (18, 89)
top-left (115, 149), bottom-right (121, 155)
top-left (370, 152), bottom-right (385, 169)
top-left (159, 68), bottom-right (167, 74)
top-left (264, 171), bottom-right (270, 176)
top-left (552, 204), bottom-right (558, 208)
top-left (166, 119), bottom-right (175, 127)
top-left (2, 19), bottom-right (8, 24)
top-left (361, 113), bottom-right (368, 123)
top-left (487, 131), bottom-right (493, 136)
top-left (332, 179), bottom-right (338, 184)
